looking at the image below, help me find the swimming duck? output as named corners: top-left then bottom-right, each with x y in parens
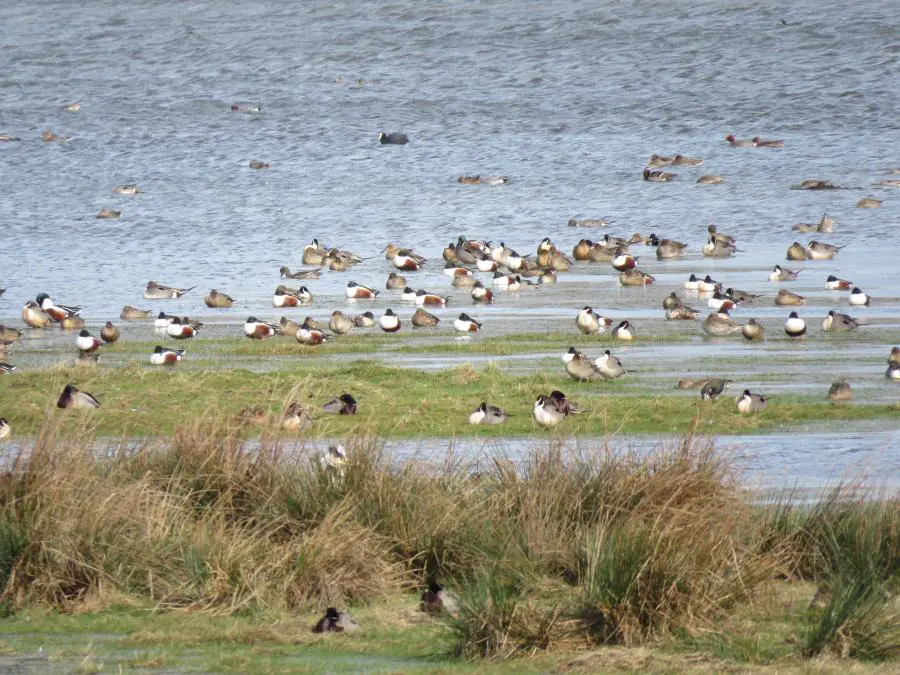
top-left (100, 322), bottom-right (120, 344)
top-left (703, 311), bottom-right (742, 336)
top-left (401, 287), bottom-right (417, 303)
top-left (346, 281), bottom-right (379, 299)
top-left (742, 318), bottom-right (765, 341)
top-left (57, 384), bottom-right (100, 410)
top-left (378, 132), bottom-right (408, 145)
top-left (799, 179), bottom-right (836, 190)
top-left (736, 390), bottom-right (768, 413)
top-left (442, 263), bottom-right (472, 278)
top-left (35, 293), bottom-right (81, 322)
top-left (379, 308), bottom-right (401, 332)
top-left (786, 242), bottom-right (808, 261)
top-left (611, 248), bottom-right (638, 271)
top-left (354, 311), bottom-right (376, 328)
top-left (793, 213), bottom-right (834, 233)
top-left (697, 174), bottom-right (724, 184)
top-left (454, 313), bottom-right (482, 333)
top-left (166, 317), bottom-right (197, 339)
top-left (96, 208), bottom-right (121, 219)
top-left (458, 176), bottom-right (480, 184)
top-left (420, 581), bottom-right (461, 615)
top-left (849, 287), bottom-right (871, 306)
top-left (480, 176), bottom-right (508, 185)
top-left (322, 393), bottom-right (357, 415)
top-left (386, 272), bottom-right (407, 289)
top-left (594, 350), bottom-right (626, 380)
top-left (0, 418), bottom-right (9, 440)
top-left (281, 402), bottom-right (311, 432)
top-left (249, 159), bottom-right (269, 169)
top-left (562, 347), bottom-right (599, 381)
top-left (568, 218), bottom-right (612, 227)
top-left (0, 134), bottom-right (19, 142)
top-left (825, 275), bottom-right (852, 291)
top-left (113, 184), bottom-right (141, 195)
top-left (384, 244), bottom-right (427, 271)
top-left (769, 265), bottom-right (801, 281)
top-left (576, 306), bottom-right (612, 335)
top-left (666, 305), bottom-right (699, 320)
top-left (273, 285), bottom-right (312, 307)
top-left (826, 380), bottom-right (852, 402)
top-left (876, 179), bottom-right (900, 187)
top-left (784, 311), bottom-right (806, 337)
top-left (724, 134), bottom-right (755, 147)
top-left (205, 289), bottom-right (234, 308)
top-left (775, 289), bottom-right (806, 306)
top-left (643, 167), bottom-right (676, 182)
top-left (707, 292), bottom-right (737, 312)
top-left (698, 275), bottom-right (722, 293)
top-left (612, 320), bottom-right (635, 340)
top-left (296, 318), bottom-right (330, 345)
top-left (725, 288), bottom-right (761, 303)
top-left (0, 363), bottom-right (16, 375)
top-left (684, 274), bottom-right (701, 291)
top-left (468, 403), bottom-right (508, 425)
top-left (806, 241), bottom-right (844, 260)
top-left (151, 345), bottom-right (184, 365)
top-left (415, 289), bottom-right (450, 307)
top-left (492, 273), bottom-right (521, 291)
top-left (700, 378), bottom-right (732, 400)
top-left (673, 153), bottom-right (703, 166)
top-left (647, 153), bottom-right (674, 167)
top-left (231, 103), bottom-right (261, 112)
top-left (41, 130), bottom-right (70, 142)
top-left (618, 268), bottom-right (654, 286)
top-left (302, 239), bottom-right (329, 265)
top-left (119, 305), bottom-right (153, 321)
top-left (412, 308), bottom-right (440, 328)
top-left (655, 239), bottom-right (688, 259)
top-left (280, 266), bottom-right (322, 280)
top-left (702, 236), bottom-right (737, 258)
top-left (312, 607), bottom-right (359, 633)
top-left (751, 136), bottom-right (784, 148)
top-left (471, 281), bottom-right (493, 303)
top-left (821, 310), bottom-right (858, 332)
top-left (329, 311), bottom-right (354, 335)
top-left (144, 281), bottom-right (195, 299)
top-left (279, 316), bottom-right (300, 337)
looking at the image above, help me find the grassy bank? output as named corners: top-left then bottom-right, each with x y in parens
top-left (0, 423), bottom-right (896, 671)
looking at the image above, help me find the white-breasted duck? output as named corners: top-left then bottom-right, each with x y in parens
top-left (784, 311), bottom-right (806, 338)
top-left (345, 281), bottom-right (379, 299)
top-left (244, 317), bottom-right (279, 340)
top-left (296, 318), bottom-right (330, 345)
top-left (736, 390), bottom-right (768, 413)
top-left (57, 384), bottom-right (100, 409)
top-left (379, 308), bottom-right (401, 332)
top-left (821, 311), bottom-right (858, 332)
top-left (470, 281), bottom-right (493, 303)
top-left (770, 265), bottom-right (801, 281)
top-left (415, 289), bottom-right (450, 307)
top-left (825, 275), bottom-right (852, 291)
top-left (643, 167), bottom-right (676, 182)
top-left (576, 306), bottom-right (612, 335)
top-left (151, 346), bottom-right (184, 365)
top-left (166, 317), bottom-right (197, 340)
top-left (612, 320), bottom-right (635, 340)
top-left (75, 330), bottom-right (101, 353)
top-left (594, 350), bottom-right (626, 380)
top-left (849, 287), bottom-right (871, 306)
top-left (454, 313), bottom-right (482, 333)
top-left (468, 403), bottom-right (508, 425)
top-left (35, 293), bottom-right (80, 322)
top-left (698, 275), bottom-right (722, 293)
top-left (563, 347), bottom-right (599, 381)
top-left (273, 285), bottom-right (312, 307)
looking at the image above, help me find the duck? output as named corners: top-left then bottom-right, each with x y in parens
top-left (784, 311), bottom-right (806, 337)
top-left (700, 379), bottom-right (732, 400)
top-left (312, 607), bottom-right (359, 633)
top-left (703, 311), bottom-right (743, 336)
top-left (707, 224), bottom-right (736, 246)
top-left (724, 134), bottom-right (756, 147)
top-left (280, 266), bottom-right (322, 280)
top-left (281, 402), bottom-right (311, 432)
top-left (675, 378), bottom-right (712, 390)
top-left (442, 263), bottom-right (472, 278)
top-left (533, 390), bottom-right (580, 428)
top-left (296, 318), bottom-right (330, 345)
top-left (384, 244), bottom-right (427, 271)
top-left (887, 364), bottom-right (900, 381)
top-left (612, 320), bottom-right (635, 340)
top-left (800, 179), bottom-right (836, 190)
top-left (20, 301), bottom-right (51, 329)
top-left (736, 390), bottom-right (768, 413)
top-left (775, 289), bottom-right (806, 306)
top-left (378, 131), bottom-right (408, 145)
top-left (655, 239), bottom-right (688, 259)
top-left (698, 275), bottom-right (722, 293)
top-left (725, 288), bottom-right (761, 303)
top-left (0, 418), bottom-right (9, 440)
top-left (471, 281), bottom-right (493, 303)
top-left (707, 292), bottom-right (737, 312)
top-left (475, 257), bottom-right (498, 272)
top-left (849, 287), bottom-right (871, 306)
top-left (663, 292), bottom-right (683, 311)
top-left (822, 310), bottom-right (859, 332)
top-left (322, 393), bottom-right (357, 415)
top-left (144, 281), bottom-right (195, 299)
top-left (786, 242), bottom-right (809, 261)
top-left (826, 380), bottom-right (852, 402)
top-left (442, 243), bottom-right (458, 262)
top-left (568, 218), bottom-right (612, 228)
top-left (793, 214), bottom-right (834, 233)
top-left (825, 275), bottom-right (852, 291)
top-left (41, 130), bottom-right (70, 142)
top-left (420, 581), bottom-right (461, 614)
top-left (563, 347), bottom-right (599, 381)
top-left (61, 316), bottom-right (85, 331)
top-left (386, 272), bottom-right (407, 289)
top-left (164, 317), bottom-right (197, 339)
top-left (329, 310), bottom-right (354, 335)
top-left (318, 443), bottom-right (346, 471)
top-left (492, 273), bottom-right (521, 291)
top-left (806, 241), bottom-right (844, 260)
top-left (702, 236), bottom-right (737, 258)
top-left (120, 305), bottom-right (152, 321)
top-left (539, 269), bottom-right (557, 284)
top-left (273, 285), bottom-right (312, 307)
top-left (100, 322), bottom-right (120, 344)
top-left (415, 289), bottom-right (450, 307)
top-left (346, 281), bottom-right (379, 299)
top-left (452, 273), bottom-right (476, 288)
top-left (576, 306), bottom-right (612, 335)
top-left (468, 403), bottom-right (508, 425)
top-left (412, 308), bottom-right (440, 328)
top-left (231, 103), bottom-right (261, 112)
top-left (0, 134), bottom-right (20, 142)
top-left (302, 239), bottom-right (329, 265)
top-left (742, 318), bottom-right (765, 341)
top-left (34, 293), bottom-right (80, 323)
top-left (611, 248), bottom-right (638, 271)
top-left (0, 363), bottom-right (16, 375)
top-left (154, 312), bottom-right (174, 330)
top-left (379, 308), bottom-right (401, 332)
top-left (249, 159), bottom-right (269, 169)
top-left (401, 287), bottom-right (417, 303)
top-left (889, 347), bottom-right (900, 367)
top-left (572, 239), bottom-right (595, 261)
top-left (769, 265), bottom-right (801, 282)
top-left (57, 384), bottom-right (100, 409)
top-left (594, 350), bottom-right (626, 380)
top-left (751, 136), bottom-right (784, 148)
top-left (205, 289), bottom-right (234, 308)
top-left (0, 326), bottom-right (22, 344)
top-left (666, 305), bottom-right (699, 320)
top-left (96, 208), bottom-right (121, 219)
top-left (150, 345), bottom-right (184, 365)
top-left (647, 153), bottom-right (674, 167)
top-left (279, 316), bottom-right (300, 337)
top-left (643, 167), bottom-right (676, 182)
top-left (672, 153), bottom-right (703, 165)
top-left (113, 184), bottom-right (141, 194)
top-left (454, 313), bottom-right (482, 333)
top-left (618, 268), bottom-right (654, 286)
top-left (684, 274), bottom-right (701, 291)
top-left (697, 174), bottom-right (724, 184)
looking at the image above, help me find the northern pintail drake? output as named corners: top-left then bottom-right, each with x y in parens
top-left (0, 363), bottom-right (16, 375)
top-left (492, 272), bottom-right (521, 291)
top-left (297, 318), bottom-right (330, 345)
top-left (700, 378), bottom-right (732, 400)
top-left (533, 390), bottom-right (580, 428)
top-left (786, 242), bottom-right (809, 261)
top-left (244, 317), bottom-right (279, 339)
top-left (793, 213), bottom-right (834, 233)
top-left (707, 292), bottom-right (737, 312)
top-left (775, 289), bottom-right (806, 306)
top-left (471, 281), bottom-right (493, 303)
top-left (707, 224), bottom-right (736, 246)
top-left (742, 318), bottom-right (765, 341)
top-left (618, 268), bottom-right (654, 286)
top-left (384, 244), bottom-right (427, 271)
top-left (703, 311), bottom-right (742, 336)
top-left (249, 159), bottom-right (269, 169)
top-left (724, 134), bottom-right (756, 147)
top-left (799, 179), bottom-right (837, 190)
top-left (702, 236), bottom-right (737, 258)
top-left (322, 393), bottom-right (357, 415)
top-left (120, 305), bottom-right (152, 320)
top-left (663, 292), bottom-right (683, 311)
top-left (36, 293), bottom-right (81, 322)
top-left (273, 285), bottom-right (312, 307)
top-left (280, 266), bottom-right (322, 280)
top-left (401, 287), bottom-right (417, 303)
top-left (697, 174), bottom-right (724, 184)
top-left (672, 153), bottom-right (703, 165)
top-left (576, 306), bottom-right (612, 335)
top-left (825, 275), bottom-right (852, 291)
top-left (279, 316), bottom-right (300, 337)
top-left (313, 607), bottom-right (359, 633)
top-left (770, 265), bottom-right (801, 281)
top-left (647, 153), bottom-right (674, 167)
top-left (667, 305), bottom-right (699, 320)
top-left (0, 326), bottom-right (22, 344)
top-left (612, 320), bottom-right (635, 340)
top-left (379, 308), bottom-right (400, 332)
top-left (684, 274), bottom-right (701, 291)
top-left (151, 345), bottom-right (184, 365)
top-left (378, 131), bottom-right (408, 145)
top-left (96, 208), bottom-right (120, 219)
top-left (468, 402), bottom-right (508, 425)
top-left (611, 248), bottom-right (638, 271)
top-left (0, 418), bottom-right (9, 440)
top-left (725, 288), bottom-right (761, 303)
top-left (594, 349), bottom-right (626, 379)
top-left (167, 317), bottom-right (198, 339)
top-left (827, 380), bottom-right (852, 402)
top-left (41, 130), bottom-right (70, 142)
top-left (454, 313), bottom-right (482, 333)
top-left (302, 239), bottom-right (329, 265)
top-left (415, 289), bottom-right (449, 307)
top-left (412, 308), bottom-right (440, 328)
top-left (386, 272), bottom-right (407, 289)
top-left (822, 310), bottom-right (859, 332)
top-left (784, 311), bottom-right (806, 337)
top-left (144, 281), bottom-right (195, 299)
top-left (806, 241), bottom-right (844, 260)
top-left (643, 167), bottom-right (676, 182)
top-left (568, 217), bottom-right (612, 227)
top-left (563, 347), bottom-right (599, 381)
top-left (849, 287), bottom-right (871, 306)
top-left (231, 103), bottom-right (261, 112)
top-left (346, 281), bottom-right (379, 299)
top-left (100, 322), bottom-right (120, 344)
top-left (57, 384), bottom-right (100, 410)
top-left (354, 311), bottom-right (376, 328)
top-left (329, 310), bottom-right (354, 335)
top-left (205, 289), bottom-right (234, 308)
top-left (751, 136), bottom-right (784, 148)
top-left (698, 275), bottom-right (722, 293)
top-left (736, 390), bottom-right (767, 413)
top-left (655, 238), bottom-right (688, 259)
